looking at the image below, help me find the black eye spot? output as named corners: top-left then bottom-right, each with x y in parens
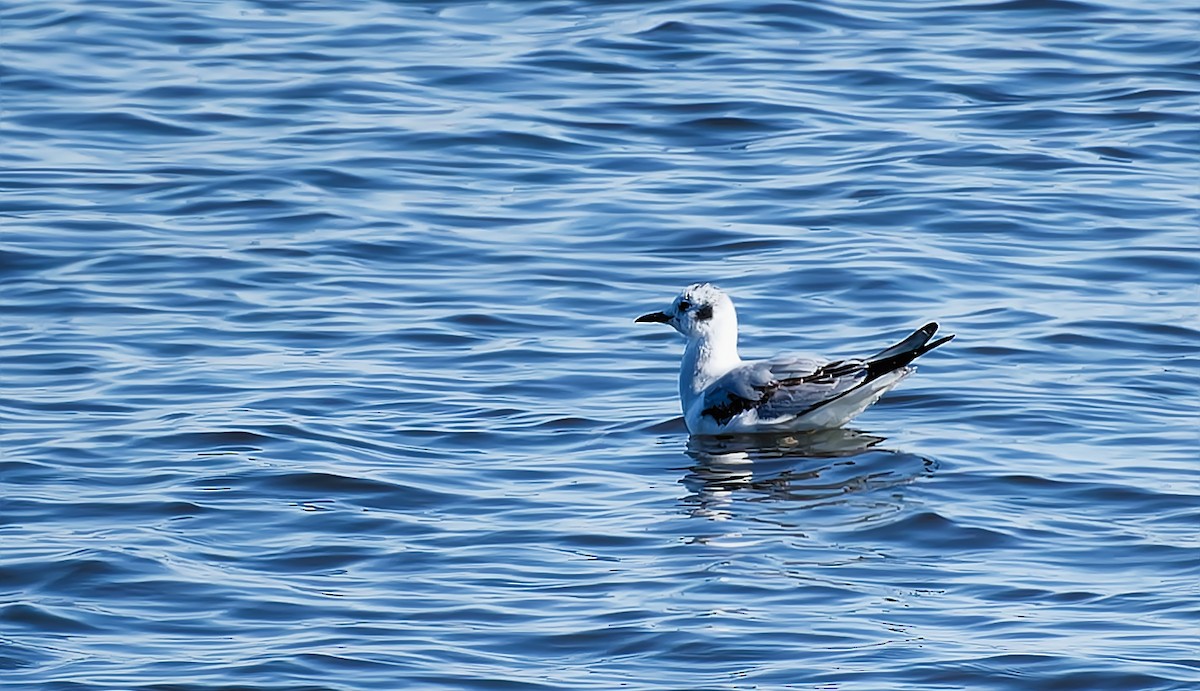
top-left (677, 300), bottom-right (692, 311)
top-left (696, 304), bottom-right (713, 320)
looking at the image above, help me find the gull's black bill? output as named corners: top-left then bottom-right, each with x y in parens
top-left (635, 311), bottom-right (671, 324)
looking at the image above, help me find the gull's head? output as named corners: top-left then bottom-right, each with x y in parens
top-left (635, 282), bottom-right (737, 340)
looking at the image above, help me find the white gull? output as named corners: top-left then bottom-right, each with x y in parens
top-left (636, 283), bottom-right (953, 435)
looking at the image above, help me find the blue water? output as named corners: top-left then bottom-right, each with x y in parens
top-left (2, 0), bottom-right (1198, 688)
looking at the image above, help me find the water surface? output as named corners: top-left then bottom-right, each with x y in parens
top-left (2, 0), bottom-right (1198, 688)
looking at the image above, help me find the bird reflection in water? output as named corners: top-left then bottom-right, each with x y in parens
top-left (680, 429), bottom-right (934, 520)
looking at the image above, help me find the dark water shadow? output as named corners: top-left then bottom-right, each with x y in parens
top-left (679, 429), bottom-right (936, 520)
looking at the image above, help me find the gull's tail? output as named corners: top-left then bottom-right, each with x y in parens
top-left (864, 322), bottom-right (954, 382)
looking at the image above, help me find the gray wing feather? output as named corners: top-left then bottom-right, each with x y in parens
top-left (755, 358), bottom-right (869, 420)
top-left (700, 356), bottom-right (869, 425)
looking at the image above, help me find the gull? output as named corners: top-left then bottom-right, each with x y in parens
top-left (636, 283), bottom-right (953, 435)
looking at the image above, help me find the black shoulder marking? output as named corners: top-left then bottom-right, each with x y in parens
top-left (701, 383), bottom-right (776, 425)
top-left (696, 304), bottom-right (713, 320)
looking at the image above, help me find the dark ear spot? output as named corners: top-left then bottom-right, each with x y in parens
top-left (696, 304), bottom-right (713, 320)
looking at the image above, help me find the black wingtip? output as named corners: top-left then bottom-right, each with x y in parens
top-left (865, 323), bottom-right (954, 381)
top-left (916, 333), bottom-right (954, 356)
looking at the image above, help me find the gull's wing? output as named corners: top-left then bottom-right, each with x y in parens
top-left (698, 356), bottom-right (869, 426)
top-left (698, 322), bottom-right (955, 428)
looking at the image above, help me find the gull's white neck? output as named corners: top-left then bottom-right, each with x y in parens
top-left (679, 322), bottom-right (741, 414)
